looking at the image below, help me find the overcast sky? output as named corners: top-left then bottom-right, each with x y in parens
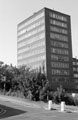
top-left (0, 0), bottom-right (78, 66)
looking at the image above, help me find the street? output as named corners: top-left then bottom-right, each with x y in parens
top-left (0, 95), bottom-right (78, 120)
top-left (0, 104), bottom-right (26, 119)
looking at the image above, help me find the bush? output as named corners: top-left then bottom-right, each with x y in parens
top-left (39, 91), bottom-right (47, 102)
top-left (49, 86), bottom-right (76, 106)
top-left (74, 98), bottom-right (78, 106)
top-left (71, 94), bottom-right (78, 106)
top-left (64, 93), bottom-right (76, 106)
top-left (5, 89), bottom-right (12, 96)
top-left (27, 90), bottom-right (33, 100)
top-left (52, 86), bottom-right (65, 104)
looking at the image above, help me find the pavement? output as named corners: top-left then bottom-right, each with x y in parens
top-left (0, 95), bottom-right (42, 109)
top-left (0, 95), bottom-right (78, 120)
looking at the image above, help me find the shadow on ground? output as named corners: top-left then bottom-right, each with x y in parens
top-left (0, 104), bottom-right (26, 119)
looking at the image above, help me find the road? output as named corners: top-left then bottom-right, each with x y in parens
top-left (0, 95), bottom-right (78, 120)
top-left (0, 104), bottom-right (26, 119)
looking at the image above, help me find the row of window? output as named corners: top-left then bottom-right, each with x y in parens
top-left (18, 18), bottom-right (44, 36)
top-left (50, 19), bottom-right (67, 28)
top-left (50, 26), bottom-right (68, 34)
top-left (49, 12), bottom-right (67, 22)
top-left (18, 32), bottom-right (45, 48)
top-left (51, 48), bottom-right (69, 55)
top-left (18, 40), bottom-right (45, 54)
top-left (31, 62), bottom-right (46, 70)
top-left (51, 54), bottom-right (69, 62)
top-left (50, 33), bottom-right (68, 42)
top-left (51, 62), bottom-right (69, 68)
top-left (18, 54), bottom-right (45, 65)
top-left (50, 41), bottom-right (68, 48)
top-left (18, 12), bottom-right (44, 30)
top-left (18, 25), bottom-right (45, 41)
top-left (18, 59), bottom-right (45, 69)
top-left (52, 69), bottom-right (69, 76)
top-left (18, 47), bottom-right (45, 58)
top-left (73, 61), bottom-right (78, 65)
top-left (51, 77), bottom-right (69, 82)
top-left (73, 67), bottom-right (78, 71)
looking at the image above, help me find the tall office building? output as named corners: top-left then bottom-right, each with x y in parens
top-left (73, 57), bottom-right (78, 90)
top-left (17, 7), bottom-right (73, 90)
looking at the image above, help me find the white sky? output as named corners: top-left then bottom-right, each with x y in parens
top-left (0, 0), bottom-right (78, 66)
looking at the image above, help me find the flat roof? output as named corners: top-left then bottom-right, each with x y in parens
top-left (18, 7), bottom-right (70, 27)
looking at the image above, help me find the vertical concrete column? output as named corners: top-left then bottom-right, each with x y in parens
top-left (48, 100), bottom-right (52, 110)
top-left (61, 101), bottom-right (65, 112)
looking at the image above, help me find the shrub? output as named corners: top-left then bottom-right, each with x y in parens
top-left (5, 89), bottom-right (12, 96)
top-left (71, 94), bottom-right (78, 106)
top-left (39, 90), bottom-right (47, 102)
top-left (74, 98), bottom-right (78, 106)
top-left (64, 93), bottom-right (76, 106)
top-left (52, 86), bottom-right (65, 104)
top-left (27, 90), bottom-right (33, 100)
top-left (51, 86), bottom-right (76, 106)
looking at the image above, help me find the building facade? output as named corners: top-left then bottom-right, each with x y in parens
top-left (73, 57), bottom-right (78, 90)
top-left (17, 7), bottom-right (73, 91)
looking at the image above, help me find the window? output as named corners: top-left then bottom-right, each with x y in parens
top-left (50, 26), bottom-right (68, 34)
top-left (18, 25), bottom-right (45, 41)
top-left (51, 77), bottom-right (58, 82)
top-left (51, 62), bottom-right (69, 68)
top-left (73, 67), bottom-right (76, 71)
top-left (51, 77), bottom-right (69, 82)
top-left (24, 55), bottom-right (45, 64)
top-left (51, 41), bottom-right (68, 48)
top-left (19, 39), bottom-right (45, 53)
top-left (73, 61), bottom-right (76, 65)
top-left (73, 67), bottom-right (78, 72)
top-left (52, 69), bottom-right (69, 75)
top-left (18, 47), bottom-right (45, 58)
top-left (51, 48), bottom-right (69, 55)
top-left (51, 55), bottom-right (69, 62)
top-left (74, 74), bottom-right (78, 78)
top-left (49, 12), bottom-right (67, 22)
top-left (18, 32), bottom-right (45, 48)
top-left (18, 18), bottom-right (44, 36)
top-left (50, 33), bottom-right (68, 42)
top-left (50, 19), bottom-right (67, 28)
top-left (18, 55), bottom-right (46, 67)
